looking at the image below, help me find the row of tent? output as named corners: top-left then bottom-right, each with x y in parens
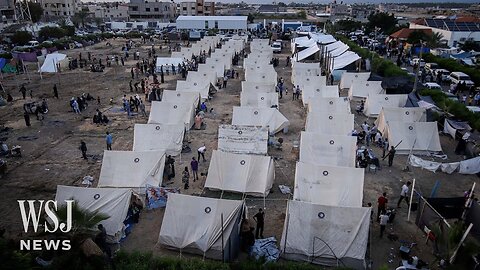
top-left (340, 72), bottom-right (443, 155)
top-left (281, 59), bottom-right (369, 269)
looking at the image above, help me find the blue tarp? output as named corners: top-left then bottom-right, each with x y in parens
top-left (0, 58), bottom-right (6, 70)
top-left (450, 51), bottom-right (472, 60)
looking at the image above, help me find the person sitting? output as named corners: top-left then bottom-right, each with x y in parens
top-left (101, 115), bottom-right (109, 124)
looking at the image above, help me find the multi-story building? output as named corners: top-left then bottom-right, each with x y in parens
top-left (0, 0), bottom-right (15, 23)
top-left (325, 0), bottom-right (350, 18)
top-left (128, 0), bottom-right (175, 21)
top-left (88, 3), bottom-right (129, 21)
top-left (177, 0), bottom-right (215, 16)
top-left (43, 0), bottom-right (79, 17)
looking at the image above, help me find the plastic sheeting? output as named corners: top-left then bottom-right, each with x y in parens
top-left (387, 121), bottom-right (442, 155)
top-left (98, 150), bottom-right (166, 188)
top-left (250, 237), bottom-right (280, 262)
top-left (294, 162), bottom-right (364, 207)
top-left (232, 107), bottom-right (289, 134)
top-left (306, 112), bottom-right (354, 135)
top-left (348, 81), bottom-right (384, 99)
top-left (280, 200), bottom-right (369, 269)
top-left (299, 132), bottom-right (357, 167)
top-left (133, 124), bottom-right (185, 156)
top-left (340, 72), bottom-right (371, 89)
top-left (217, 125), bottom-right (268, 155)
top-left (205, 150), bottom-right (274, 196)
top-left (363, 94), bottom-right (408, 117)
top-left (443, 119), bottom-right (472, 139)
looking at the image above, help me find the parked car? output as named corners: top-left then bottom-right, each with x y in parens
top-left (449, 72), bottom-right (475, 87)
top-left (424, 62), bottom-right (438, 73)
top-left (271, 41), bottom-right (282, 53)
top-left (432, 69), bottom-right (451, 82)
top-left (424, 82), bottom-right (442, 90)
top-left (410, 58), bottom-right (425, 68)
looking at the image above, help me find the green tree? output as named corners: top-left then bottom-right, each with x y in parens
top-left (297, 10), bottom-right (307, 19)
top-left (367, 11), bottom-right (397, 35)
top-left (461, 41), bottom-right (480, 51)
top-left (247, 13), bottom-right (254, 24)
top-left (74, 9), bottom-right (90, 28)
top-left (278, 2), bottom-right (287, 7)
top-left (27, 1), bottom-right (43, 23)
top-left (334, 19), bottom-right (362, 33)
top-left (11, 31), bottom-right (33, 45)
top-left (407, 30), bottom-right (431, 45)
top-left (427, 32), bottom-right (445, 48)
top-left (38, 26), bottom-right (66, 40)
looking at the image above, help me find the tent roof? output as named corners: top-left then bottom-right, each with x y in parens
top-left (161, 90), bottom-right (200, 110)
top-left (158, 194), bottom-right (243, 258)
top-left (232, 107), bottom-right (289, 134)
top-left (133, 124), bottom-right (185, 155)
top-left (375, 107), bottom-right (427, 136)
top-left (98, 150), bottom-right (165, 189)
top-left (330, 51), bottom-right (361, 70)
top-left (294, 162), bottom-right (364, 207)
top-left (240, 92), bottom-right (278, 108)
top-left (55, 185), bottom-right (131, 242)
top-left (364, 94), bottom-right (408, 117)
top-left (300, 132), bottom-right (357, 167)
top-left (295, 44), bottom-right (319, 61)
top-left (307, 97), bottom-right (351, 114)
top-left (348, 81), bottom-right (384, 99)
top-left (241, 81), bottom-right (276, 93)
top-left (39, 53), bottom-right (67, 73)
top-left (148, 101), bottom-right (195, 128)
top-left (217, 124), bottom-right (268, 155)
top-left (205, 150), bottom-right (274, 196)
top-left (339, 72), bottom-right (371, 89)
top-left (387, 121), bottom-right (442, 154)
top-left (306, 112), bottom-right (354, 135)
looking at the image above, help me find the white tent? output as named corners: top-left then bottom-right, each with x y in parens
top-left (375, 107), bottom-right (427, 137)
top-left (217, 125), bottom-right (268, 155)
top-left (301, 84), bottom-right (339, 105)
top-left (232, 107), bottom-right (289, 134)
top-left (240, 92), bottom-right (278, 108)
top-left (133, 124), bottom-right (185, 156)
top-left (98, 150), bottom-right (165, 189)
top-left (148, 101), bottom-right (195, 128)
top-left (299, 132), bottom-right (357, 167)
top-left (243, 58), bottom-right (272, 69)
top-left (309, 33), bottom-right (336, 44)
top-left (348, 81), bottom-right (384, 99)
top-left (155, 57), bottom-right (184, 73)
top-left (330, 51), bottom-right (361, 70)
top-left (245, 71), bottom-right (277, 85)
top-left (386, 121), bottom-right (442, 155)
top-left (363, 94), bottom-right (408, 117)
top-left (339, 72), bottom-right (371, 89)
top-left (206, 57), bottom-right (229, 72)
top-left (187, 70), bottom-right (217, 85)
top-left (245, 52), bottom-right (273, 62)
top-left (305, 112), bottom-right (354, 135)
top-left (281, 200), bottom-right (370, 269)
top-left (205, 150), bottom-right (274, 196)
top-left (161, 90), bottom-right (200, 110)
top-left (39, 53), bottom-right (67, 73)
top-left (158, 194), bottom-right (244, 261)
top-left (55, 185), bottom-right (132, 243)
top-left (291, 64), bottom-right (321, 85)
top-left (294, 162), bottom-right (364, 207)
top-left (244, 65), bottom-right (276, 79)
top-left (294, 44), bottom-right (319, 61)
top-left (197, 63), bottom-right (224, 79)
top-left (241, 81), bottom-right (276, 93)
top-left (307, 97), bottom-right (351, 114)
top-left (176, 80), bottom-right (212, 100)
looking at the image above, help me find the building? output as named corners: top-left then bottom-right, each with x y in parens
top-left (326, 1), bottom-right (350, 18)
top-left (43, 0), bottom-right (79, 17)
top-left (387, 28), bottom-right (433, 44)
top-left (177, 0), bottom-right (215, 16)
top-left (0, 0), bottom-right (15, 24)
top-left (176, 15), bottom-right (247, 31)
top-left (257, 4), bottom-right (286, 13)
top-left (128, 0), bottom-right (175, 21)
top-left (410, 17), bottom-right (480, 47)
top-left (88, 3), bottom-right (129, 21)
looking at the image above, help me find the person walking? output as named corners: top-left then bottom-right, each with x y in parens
top-left (53, 84), bottom-right (59, 99)
top-left (79, 141), bottom-right (88, 160)
top-left (139, 100), bottom-right (147, 117)
top-left (190, 157), bottom-right (199, 182)
top-left (19, 84), bottom-right (26, 99)
top-left (253, 208), bottom-right (265, 239)
top-left (182, 166), bottom-right (190, 189)
top-left (197, 144), bottom-right (207, 162)
top-left (379, 210), bottom-right (389, 238)
top-left (377, 192), bottom-right (388, 221)
top-left (387, 146), bottom-right (396, 167)
top-left (397, 181), bottom-right (412, 208)
top-left (382, 138), bottom-right (389, 158)
top-left (223, 75), bottom-right (228, 88)
top-left (106, 132), bottom-right (113, 150)
top-left (23, 112), bottom-right (31, 127)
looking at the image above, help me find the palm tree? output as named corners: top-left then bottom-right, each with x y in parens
top-left (427, 32), bottom-right (445, 48)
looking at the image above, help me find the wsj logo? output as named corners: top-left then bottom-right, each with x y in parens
top-left (18, 200), bottom-right (74, 251)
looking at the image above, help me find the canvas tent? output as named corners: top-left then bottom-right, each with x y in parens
top-left (375, 107), bottom-right (427, 136)
top-left (240, 92), bottom-right (278, 108)
top-left (232, 107), bottom-right (289, 134)
top-left (294, 162), bottom-right (364, 207)
top-left (148, 101), bottom-right (195, 128)
top-left (348, 81), bottom-right (384, 99)
top-left (161, 90), bottom-right (200, 110)
top-left (301, 84), bottom-right (339, 105)
top-left (385, 121), bottom-right (442, 155)
top-left (308, 97), bottom-right (351, 114)
top-left (155, 57), bottom-right (184, 73)
top-left (241, 81), bottom-right (276, 93)
top-left (281, 200), bottom-right (369, 269)
top-left (158, 194), bottom-right (244, 261)
top-left (305, 112), bottom-right (354, 135)
top-left (176, 80), bottom-right (213, 100)
top-left (245, 71), bottom-right (277, 85)
top-left (198, 63), bottom-right (224, 79)
top-left (329, 51), bottom-right (361, 70)
top-left (205, 150), bottom-right (274, 196)
top-left (133, 124), bottom-right (185, 155)
top-left (39, 53), bottom-right (67, 73)
top-left (309, 33), bottom-right (336, 44)
top-left (300, 132), bottom-right (357, 167)
top-left (339, 72), bottom-right (371, 89)
top-left (206, 57), bottom-right (229, 72)
top-left (363, 94), bottom-right (408, 117)
top-left (187, 70), bottom-right (217, 85)
top-left (98, 150), bottom-right (165, 189)
top-left (55, 185), bottom-right (132, 243)
top-left (217, 125), bottom-right (268, 155)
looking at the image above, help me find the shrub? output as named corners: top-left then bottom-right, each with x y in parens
top-left (0, 52), bottom-right (13, 59)
top-left (39, 26), bottom-right (67, 40)
top-left (11, 31), bottom-right (33, 45)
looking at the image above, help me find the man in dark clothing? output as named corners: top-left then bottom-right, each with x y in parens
top-left (387, 146), bottom-right (396, 167)
top-left (377, 192), bottom-right (388, 221)
top-left (129, 80), bottom-right (133, 92)
top-left (253, 208), bottom-right (265, 239)
top-left (19, 85), bottom-right (26, 99)
top-left (80, 141), bottom-right (87, 160)
top-left (190, 157), bottom-right (199, 181)
top-left (160, 71), bottom-right (165, 83)
top-left (95, 224), bottom-right (111, 257)
top-left (53, 84), bottom-right (59, 99)
top-left (24, 112), bottom-right (31, 127)
top-left (131, 68), bottom-right (134, 79)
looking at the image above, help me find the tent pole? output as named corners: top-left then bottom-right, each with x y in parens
top-left (38, 62), bottom-right (42, 80)
top-left (450, 223), bottom-right (473, 264)
top-left (221, 213), bottom-right (225, 263)
top-left (407, 178), bottom-right (416, 222)
top-left (282, 203), bottom-right (290, 255)
top-left (462, 182), bottom-right (476, 220)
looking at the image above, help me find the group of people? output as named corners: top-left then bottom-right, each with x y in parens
top-left (70, 93), bottom-right (95, 114)
top-left (181, 144), bottom-right (207, 190)
top-left (375, 181), bottom-right (412, 238)
top-left (121, 94), bottom-right (147, 117)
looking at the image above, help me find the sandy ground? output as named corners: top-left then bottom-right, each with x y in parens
top-left (0, 37), bottom-right (477, 269)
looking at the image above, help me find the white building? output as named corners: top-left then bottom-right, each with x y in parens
top-left (43, 0), bottom-right (79, 17)
top-left (88, 3), bottom-right (129, 20)
top-left (410, 18), bottom-right (480, 47)
top-left (176, 15), bottom-right (247, 31)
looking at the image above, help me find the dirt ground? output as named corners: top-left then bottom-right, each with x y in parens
top-left (0, 37), bottom-right (477, 269)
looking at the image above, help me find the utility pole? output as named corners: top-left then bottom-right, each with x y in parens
top-left (412, 41), bottom-right (425, 93)
top-left (15, 0), bottom-right (35, 35)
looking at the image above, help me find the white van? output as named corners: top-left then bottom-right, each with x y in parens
top-left (271, 41), bottom-right (281, 53)
top-left (449, 72), bottom-right (475, 87)
top-left (424, 82), bottom-right (442, 90)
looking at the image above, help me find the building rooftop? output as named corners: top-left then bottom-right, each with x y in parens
top-left (177, 15), bottom-right (247, 21)
top-left (389, 28), bottom-right (432, 39)
top-left (413, 18), bottom-right (480, 32)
